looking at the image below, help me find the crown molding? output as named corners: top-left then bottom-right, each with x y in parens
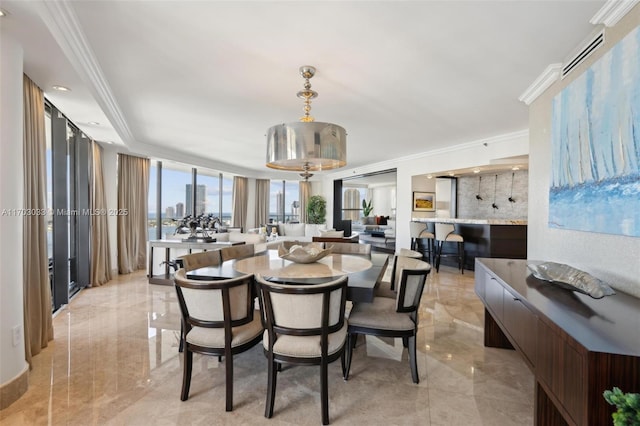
top-left (518, 63), bottom-right (562, 106)
top-left (36, 1), bottom-right (136, 145)
top-left (590, 0), bottom-right (639, 27)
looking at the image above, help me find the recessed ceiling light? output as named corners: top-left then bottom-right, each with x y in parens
top-left (473, 168), bottom-right (481, 173)
top-left (0, 9), bottom-right (8, 17)
top-left (512, 165), bottom-right (520, 171)
top-left (52, 85), bottom-right (71, 92)
top-left (426, 174), bottom-right (433, 179)
top-left (88, 121), bottom-right (100, 126)
top-left (448, 172), bottom-right (455, 177)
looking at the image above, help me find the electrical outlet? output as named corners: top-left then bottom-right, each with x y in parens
top-left (12, 325), bottom-right (21, 347)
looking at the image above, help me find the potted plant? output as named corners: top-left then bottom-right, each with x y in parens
top-left (603, 387), bottom-right (640, 425)
top-left (362, 199), bottom-right (373, 217)
top-left (307, 195), bottom-right (326, 224)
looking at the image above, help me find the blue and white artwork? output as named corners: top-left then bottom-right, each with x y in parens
top-left (550, 26), bottom-right (640, 237)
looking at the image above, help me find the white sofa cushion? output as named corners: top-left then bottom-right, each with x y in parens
top-left (304, 224), bottom-right (327, 237)
top-left (282, 223), bottom-right (305, 237)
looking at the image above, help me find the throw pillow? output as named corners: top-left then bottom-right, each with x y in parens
top-left (283, 223), bottom-right (305, 237)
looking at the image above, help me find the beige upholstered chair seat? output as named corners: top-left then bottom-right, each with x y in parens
top-left (262, 324), bottom-right (347, 358)
top-left (443, 233), bottom-right (463, 242)
top-left (419, 230), bottom-right (435, 239)
top-left (186, 312), bottom-right (263, 348)
top-left (396, 248), bottom-right (422, 258)
top-left (348, 298), bottom-right (415, 331)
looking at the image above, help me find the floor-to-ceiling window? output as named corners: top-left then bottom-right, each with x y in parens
top-left (147, 162), bottom-right (236, 239)
top-left (159, 162), bottom-right (192, 238)
top-left (46, 101), bottom-right (91, 311)
top-left (221, 176), bottom-right (233, 226)
top-left (196, 170), bottom-right (220, 218)
top-left (269, 180), bottom-right (300, 223)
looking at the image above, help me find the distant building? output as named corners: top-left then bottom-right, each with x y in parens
top-left (165, 206), bottom-right (175, 219)
top-left (185, 184), bottom-right (206, 216)
top-left (175, 202), bottom-right (184, 218)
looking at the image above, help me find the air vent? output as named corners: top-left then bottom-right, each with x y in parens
top-left (561, 31), bottom-right (604, 79)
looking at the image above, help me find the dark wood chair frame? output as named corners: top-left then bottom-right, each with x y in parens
top-left (345, 267), bottom-right (430, 384)
top-left (174, 272), bottom-right (262, 411)
top-left (257, 275), bottom-right (348, 425)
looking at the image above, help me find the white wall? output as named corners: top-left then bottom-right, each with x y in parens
top-left (528, 6), bottom-right (640, 298)
top-left (0, 36), bottom-right (28, 392)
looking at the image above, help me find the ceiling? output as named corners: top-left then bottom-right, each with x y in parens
top-left (1, 1), bottom-right (606, 179)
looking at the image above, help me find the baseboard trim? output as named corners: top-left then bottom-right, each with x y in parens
top-left (0, 364), bottom-right (29, 409)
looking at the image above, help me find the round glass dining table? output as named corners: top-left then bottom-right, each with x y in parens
top-left (233, 249), bottom-right (372, 279)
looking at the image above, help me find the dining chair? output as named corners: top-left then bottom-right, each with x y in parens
top-left (374, 249), bottom-right (422, 299)
top-left (220, 243), bottom-right (255, 262)
top-left (173, 269), bottom-right (263, 411)
top-left (345, 258), bottom-right (431, 383)
top-left (174, 250), bottom-right (224, 353)
top-left (255, 274), bottom-right (348, 425)
top-left (177, 250), bottom-right (222, 271)
top-left (329, 242), bottom-right (371, 256)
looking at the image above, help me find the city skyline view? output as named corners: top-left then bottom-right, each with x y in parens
top-left (148, 166), bottom-right (301, 222)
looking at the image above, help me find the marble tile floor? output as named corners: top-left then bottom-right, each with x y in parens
top-left (0, 265), bottom-right (534, 425)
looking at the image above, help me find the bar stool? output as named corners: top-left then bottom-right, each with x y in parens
top-left (409, 221), bottom-right (434, 264)
top-left (434, 223), bottom-right (464, 274)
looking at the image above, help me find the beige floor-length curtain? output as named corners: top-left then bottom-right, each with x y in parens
top-left (90, 141), bottom-right (112, 286)
top-left (299, 181), bottom-right (311, 224)
top-left (23, 75), bottom-right (53, 366)
top-left (254, 179), bottom-right (270, 227)
top-left (231, 176), bottom-right (248, 231)
top-left (117, 154), bottom-right (149, 274)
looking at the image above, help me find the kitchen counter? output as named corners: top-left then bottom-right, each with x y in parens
top-left (411, 219), bottom-right (527, 270)
top-left (412, 218), bottom-right (527, 225)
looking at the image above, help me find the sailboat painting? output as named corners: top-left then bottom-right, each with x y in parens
top-left (550, 26), bottom-right (640, 237)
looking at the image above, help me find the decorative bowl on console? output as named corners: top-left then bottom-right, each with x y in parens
top-left (278, 242), bottom-right (332, 264)
top-left (527, 261), bottom-right (615, 299)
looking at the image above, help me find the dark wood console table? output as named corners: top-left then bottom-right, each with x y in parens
top-left (475, 258), bottom-right (640, 426)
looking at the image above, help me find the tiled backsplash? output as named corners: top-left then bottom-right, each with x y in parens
top-left (457, 171), bottom-right (528, 219)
